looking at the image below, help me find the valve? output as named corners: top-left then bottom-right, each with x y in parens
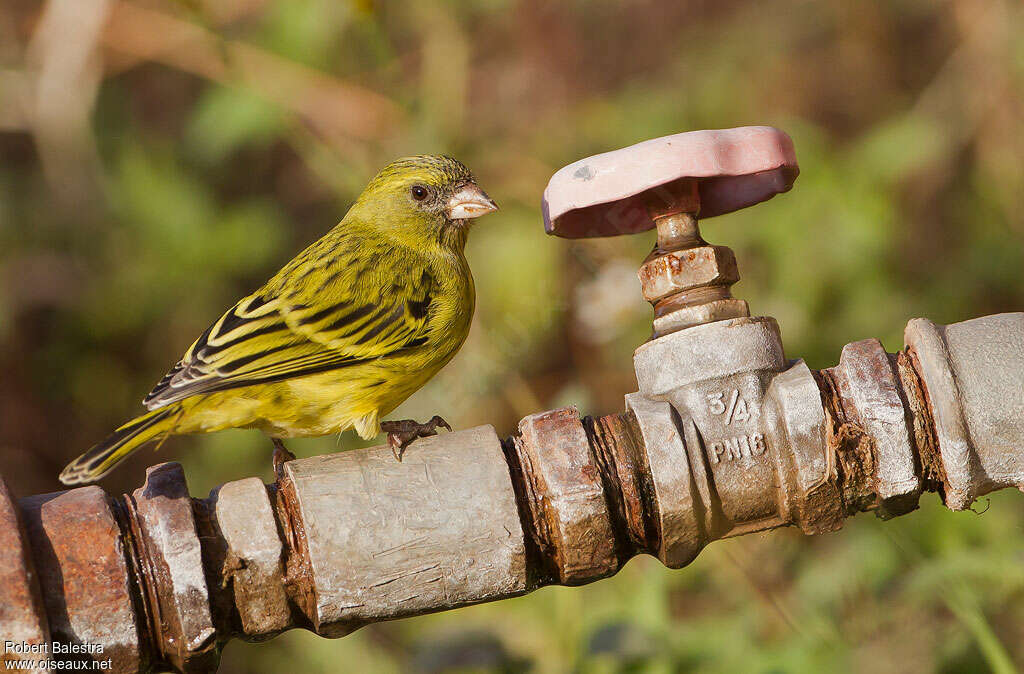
top-left (543, 126), bottom-right (798, 335)
top-left (541, 127), bottom-right (910, 561)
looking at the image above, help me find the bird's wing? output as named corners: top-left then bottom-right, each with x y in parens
top-left (143, 243), bottom-right (435, 409)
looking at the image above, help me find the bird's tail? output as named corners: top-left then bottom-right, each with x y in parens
top-left (59, 405), bottom-right (182, 485)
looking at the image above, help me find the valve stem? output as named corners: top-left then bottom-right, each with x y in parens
top-left (639, 180), bottom-right (749, 335)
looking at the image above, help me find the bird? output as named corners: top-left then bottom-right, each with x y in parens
top-left (59, 155), bottom-right (497, 485)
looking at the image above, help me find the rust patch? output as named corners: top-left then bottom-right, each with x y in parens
top-left (583, 413), bottom-right (652, 559)
top-left (110, 495), bottom-right (158, 671)
top-left (18, 489), bottom-right (150, 672)
top-left (0, 477), bottom-right (50, 665)
top-left (510, 408), bottom-right (618, 585)
top-left (190, 497), bottom-right (237, 640)
top-left (653, 285), bottom-right (734, 316)
top-left (502, 432), bottom-right (560, 585)
top-left (815, 369), bottom-right (877, 515)
top-left (897, 349), bottom-right (947, 497)
top-left (499, 435), bottom-right (551, 588)
top-left (269, 474), bottom-right (318, 630)
top-left (128, 463), bottom-right (220, 673)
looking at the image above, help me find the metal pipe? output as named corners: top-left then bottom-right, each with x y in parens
top-left (2, 311), bottom-right (1023, 673)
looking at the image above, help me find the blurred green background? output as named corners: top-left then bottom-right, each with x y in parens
top-left (2, 0), bottom-right (1023, 671)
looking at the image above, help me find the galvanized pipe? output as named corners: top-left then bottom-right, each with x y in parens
top-left (2, 312), bottom-right (1023, 673)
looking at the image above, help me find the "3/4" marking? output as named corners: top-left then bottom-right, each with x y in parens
top-left (707, 389), bottom-right (751, 425)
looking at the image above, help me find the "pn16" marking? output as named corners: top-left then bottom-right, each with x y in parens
top-left (709, 433), bottom-right (767, 463)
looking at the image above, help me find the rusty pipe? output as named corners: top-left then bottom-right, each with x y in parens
top-left (2, 312), bottom-right (1023, 673)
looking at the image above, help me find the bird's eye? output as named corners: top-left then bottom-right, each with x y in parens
top-left (410, 185), bottom-right (429, 201)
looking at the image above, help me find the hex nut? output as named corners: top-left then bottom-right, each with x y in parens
top-left (638, 245), bottom-right (739, 303)
top-left (0, 477), bottom-right (50, 673)
top-left (210, 477), bottom-right (290, 638)
top-left (131, 463), bottom-right (217, 673)
top-left (19, 487), bottom-right (142, 673)
top-left (765, 361), bottom-right (843, 534)
top-left (624, 394), bottom-right (705, 568)
top-left (515, 408), bottom-right (617, 584)
top-left (834, 339), bottom-right (920, 517)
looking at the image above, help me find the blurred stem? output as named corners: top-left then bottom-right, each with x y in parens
top-left (721, 546), bottom-right (806, 638)
top-left (411, 0), bottom-right (468, 146)
top-left (943, 585), bottom-right (1016, 674)
top-left (27, 0), bottom-right (110, 213)
top-left (883, 525), bottom-right (1015, 672)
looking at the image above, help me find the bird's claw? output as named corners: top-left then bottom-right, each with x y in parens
top-left (382, 415), bottom-right (451, 462)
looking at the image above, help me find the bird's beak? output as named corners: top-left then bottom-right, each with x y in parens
top-left (446, 183), bottom-right (498, 220)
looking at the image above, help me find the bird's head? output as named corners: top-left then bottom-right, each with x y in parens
top-left (352, 155), bottom-right (498, 251)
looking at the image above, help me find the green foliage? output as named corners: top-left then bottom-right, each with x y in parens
top-left (187, 86), bottom-right (285, 164)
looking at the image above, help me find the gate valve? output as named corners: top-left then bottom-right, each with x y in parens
top-left (543, 126), bottom-right (799, 336)
top-left (543, 128), bottom-right (827, 556)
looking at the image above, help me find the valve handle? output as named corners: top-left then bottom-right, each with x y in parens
top-left (542, 127), bottom-right (800, 336)
top-left (542, 126), bottom-right (799, 240)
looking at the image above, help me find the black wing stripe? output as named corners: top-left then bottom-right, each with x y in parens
top-left (181, 323), bottom-right (216, 361)
top-left (216, 343), bottom-right (295, 374)
top-left (240, 293), bottom-right (273, 314)
top-left (297, 301), bottom-right (350, 326)
top-left (210, 359), bottom-right (365, 390)
top-left (145, 261), bottom-right (438, 409)
top-left (166, 353), bottom-right (368, 399)
top-left (213, 309), bottom-right (253, 339)
top-left (354, 303), bottom-right (405, 345)
top-left (407, 297), bottom-right (431, 320)
top-left (321, 303), bottom-right (376, 334)
top-left (147, 349), bottom-right (362, 405)
top-left (205, 322), bottom-right (287, 354)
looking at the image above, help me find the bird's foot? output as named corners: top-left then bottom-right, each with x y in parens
top-left (381, 415), bottom-right (451, 461)
top-left (272, 438), bottom-right (296, 480)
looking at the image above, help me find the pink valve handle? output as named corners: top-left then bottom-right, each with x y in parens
top-left (542, 126), bottom-right (799, 238)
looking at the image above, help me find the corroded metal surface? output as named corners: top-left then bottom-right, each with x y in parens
top-left (129, 463), bottom-right (217, 673)
top-left (513, 408), bottom-right (617, 584)
top-left (624, 394), bottom-right (705, 568)
top-left (638, 245), bottom-right (739, 303)
top-left (830, 339), bottom-right (920, 517)
top-left (19, 487), bottom-right (143, 673)
top-left (765, 361), bottom-right (843, 534)
top-left (583, 412), bottom-right (651, 555)
top-left (651, 296), bottom-right (750, 335)
top-left (208, 477), bottom-right (290, 638)
top-left (0, 477), bottom-right (50, 673)
top-left (633, 316), bottom-right (785, 395)
top-left (636, 317), bottom-right (788, 536)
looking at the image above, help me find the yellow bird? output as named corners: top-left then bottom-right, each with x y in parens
top-left (59, 155), bottom-right (497, 485)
